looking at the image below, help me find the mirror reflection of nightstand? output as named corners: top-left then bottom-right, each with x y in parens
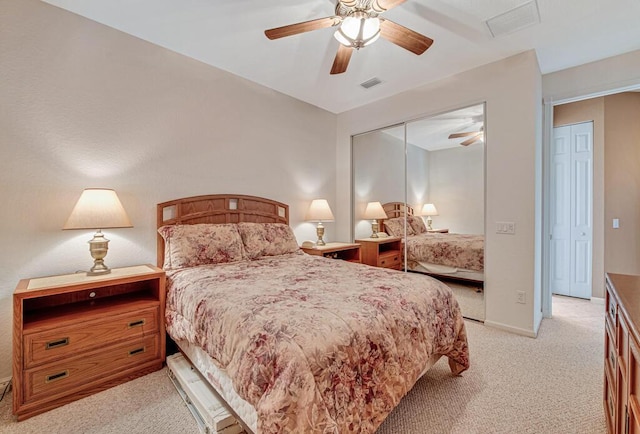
top-left (427, 228), bottom-right (449, 233)
top-left (355, 237), bottom-right (402, 270)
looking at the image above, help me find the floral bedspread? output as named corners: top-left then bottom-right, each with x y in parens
top-left (406, 233), bottom-right (484, 271)
top-left (165, 253), bottom-right (469, 434)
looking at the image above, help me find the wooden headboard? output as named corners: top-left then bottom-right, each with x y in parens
top-left (382, 202), bottom-right (414, 218)
top-left (380, 202), bottom-right (414, 232)
top-left (156, 194), bottom-right (289, 267)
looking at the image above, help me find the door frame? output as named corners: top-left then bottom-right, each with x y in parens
top-left (541, 84), bottom-right (640, 318)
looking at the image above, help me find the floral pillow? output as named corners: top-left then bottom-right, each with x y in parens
top-left (158, 223), bottom-right (247, 269)
top-left (408, 215), bottom-right (427, 234)
top-left (383, 217), bottom-right (415, 237)
top-left (237, 222), bottom-right (301, 259)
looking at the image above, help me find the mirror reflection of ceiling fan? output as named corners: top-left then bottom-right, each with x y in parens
top-left (264, 0), bottom-right (434, 75)
top-left (449, 126), bottom-right (484, 146)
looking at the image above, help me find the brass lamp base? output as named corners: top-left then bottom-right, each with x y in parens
top-left (87, 229), bottom-right (111, 276)
top-left (316, 222), bottom-right (326, 246)
top-left (370, 220), bottom-right (380, 238)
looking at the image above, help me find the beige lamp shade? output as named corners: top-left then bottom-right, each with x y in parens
top-left (363, 201), bottom-right (388, 220)
top-left (421, 203), bottom-right (439, 217)
top-left (305, 199), bottom-right (335, 222)
top-left (63, 188), bottom-right (132, 230)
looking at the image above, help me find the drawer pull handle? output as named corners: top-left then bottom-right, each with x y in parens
top-left (610, 351), bottom-right (616, 368)
top-left (129, 347), bottom-right (146, 356)
top-left (128, 319), bottom-right (145, 328)
top-left (609, 395), bottom-right (614, 417)
top-left (46, 338), bottom-right (69, 350)
top-left (46, 370), bottom-right (69, 383)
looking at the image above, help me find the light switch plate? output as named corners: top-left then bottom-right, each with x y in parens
top-left (496, 221), bottom-right (516, 234)
top-left (613, 218), bottom-right (620, 229)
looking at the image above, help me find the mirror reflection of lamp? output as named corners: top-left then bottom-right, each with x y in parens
top-left (305, 199), bottom-right (335, 246)
top-left (363, 201), bottom-right (388, 238)
top-left (63, 188), bottom-right (133, 275)
top-left (421, 203), bottom-right (439, 231)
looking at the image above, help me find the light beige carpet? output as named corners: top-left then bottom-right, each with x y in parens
top-left (0, 296), bottom-right (605, 434)
top-left (447, 280), bottom-right (485, 322)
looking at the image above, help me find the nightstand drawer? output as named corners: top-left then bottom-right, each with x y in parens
top-left (378, 250), bottom-right (401, 269)
top-left (24, 306), bottom-right (159, 369)
top-left (25, 334), bottom-right (159, 402)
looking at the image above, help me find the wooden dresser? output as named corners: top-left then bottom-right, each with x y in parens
top-left (13, 265), bottom-right (166, 420)
top-left (604, 273), bottom-right (640, 434)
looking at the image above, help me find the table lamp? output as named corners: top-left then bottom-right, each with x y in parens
top-left (63, 188), bottom-right (133, 275)
top-left (305, 199), bottom-right (334, 246)
top-left (363, 201), bottom-right (388, 238)
top-left (421, 203), bottom-right (438, 231)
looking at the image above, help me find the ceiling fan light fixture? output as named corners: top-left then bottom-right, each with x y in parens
top-left (334, 15), bottom-right (381, 49)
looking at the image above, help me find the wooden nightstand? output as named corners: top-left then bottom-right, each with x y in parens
top-left (427, 228), bottom-right (449, 233)
top-left (301, 242), bottom-right (361, 263)
top-left (13, 264), bottom-right (166, 421)
top-left (355, 237), bottom-right (403, 270)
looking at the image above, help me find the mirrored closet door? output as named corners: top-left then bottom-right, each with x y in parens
top-left (352, 103), bottom-right (486, 321)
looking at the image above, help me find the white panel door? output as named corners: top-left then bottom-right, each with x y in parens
top-left (570, 123), bottom-right (593, 299)
top-left (550, 126), bottom-right (571, 296)
top-left (550, 122), bottom-right (593, 299)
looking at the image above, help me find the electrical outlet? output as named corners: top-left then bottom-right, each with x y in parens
top-left (516, 291), bottom-right (526, 304)
top-left (496, 221), bottom-right (516, 235)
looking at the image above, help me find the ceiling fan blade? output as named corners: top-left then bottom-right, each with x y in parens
top-left (448, 131), bottom-right (479, 139)
top-left (379, 19), bottom-right (433, 55)
top-left (331, 44), bottom-right (353, 75)
top-left (265, 16), bottom-right (341, 40)
top-left (372, 0), bottom-right (407, 13)
top-left (461, 133), bottom-right (483, 146)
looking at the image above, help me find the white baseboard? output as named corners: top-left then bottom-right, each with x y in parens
top-left (484, 320), bottom-right (538, 338)
top-left (591, 297), bottom-right (605, 305)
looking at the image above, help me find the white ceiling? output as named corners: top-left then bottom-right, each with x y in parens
top-left (43, 0), bottom-right (640, 114)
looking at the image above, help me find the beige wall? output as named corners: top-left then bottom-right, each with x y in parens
top-left (543, 49), bottom-right (640, 103)
top-left (337, 51), bottom-right (544, 337)
top-left (553, 98), bottom-right (606, 298)
top-left (0, 0), bottom-right (337, 379)
top-left (604, 93), bottom-right (640, 274)
top-left (551, 93), bottom-right (640, 297)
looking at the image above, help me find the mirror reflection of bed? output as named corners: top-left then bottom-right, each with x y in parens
top-left (352, 103), bottom-right (486, 322)
top-left (381, 201), bottom-right (485, 321)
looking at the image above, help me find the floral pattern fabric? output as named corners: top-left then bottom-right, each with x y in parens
top-left (408, 216), bottom-right (427, 234)
top-left (383, 217), bottom-right (415, 237)
top-left (158, 224), bottom-right (247, 269)
top-left (237, 222), bottom-right (301, 259)
top-left (406, 233), bottom-right (484, 271)
top-left (166, 254), bottom-right (469, 434)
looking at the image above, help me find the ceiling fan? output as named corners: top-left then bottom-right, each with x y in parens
top-left (448, 126), bottom-right (484, 146)
top-left (264, 0), bottom-right (434, 75)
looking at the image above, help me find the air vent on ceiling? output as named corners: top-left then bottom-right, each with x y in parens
top-left (485, 0), bottom-right (540, 38)
top-left (360, 77), bottom-right (382, 89)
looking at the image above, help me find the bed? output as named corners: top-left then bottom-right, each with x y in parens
top-left (157, 194), bottom-right (470, 433)
top-left (381, 202), bottom-right (484, 283)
